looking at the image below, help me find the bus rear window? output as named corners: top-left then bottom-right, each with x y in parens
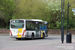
top-left (10, 20), bottom-right (24, 28)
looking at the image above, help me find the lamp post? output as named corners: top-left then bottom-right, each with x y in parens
top-left (67, 2), bottom-right (71, 33)
top-left (61, 0), bottom-right (65, 43)
top-left (66, 2), bottom-right (72, 43)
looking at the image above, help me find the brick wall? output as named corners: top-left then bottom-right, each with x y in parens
top-left (0, 29), bottom-right (75, 34)
top-left (0, 29), bottom-right (9, 34)
top-left (48, 29), bottom-right (75, 34)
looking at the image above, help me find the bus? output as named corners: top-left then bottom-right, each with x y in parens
top-left (10, 19), bottom-right (48, 40)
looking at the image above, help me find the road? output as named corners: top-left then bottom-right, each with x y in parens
top-left (0, 34), bottom-right (75, 50)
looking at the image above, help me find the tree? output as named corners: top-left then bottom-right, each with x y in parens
top-left (13, 0), bottom-right (47, 20)
top-left (64, 0), bottom-right (75, 29)
top-left (0, 0), bottom-right (16, 28)
top-left (46, 0), bottom-right (61, 29)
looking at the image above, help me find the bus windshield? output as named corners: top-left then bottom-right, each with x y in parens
top-left (10, 20), bottom-right (24, 28)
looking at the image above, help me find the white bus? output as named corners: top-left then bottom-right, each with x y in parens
top-left (10, 19), bottom-right (48, 40)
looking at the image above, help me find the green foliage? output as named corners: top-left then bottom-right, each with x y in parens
top-left (0, 0), bottom-right (16, 28)
top-left (46, 0), bottom-right (61, 29)
top-left (56, 21), bottom-right (61, 29)
top-left (64, 0), bottom-right (75, 29)
top-left (46, 0), bottom-right (61, 12)
top-left (13, 0), bottom-right (47, 20)
top-left (0, 0), bottom-right (75, 29)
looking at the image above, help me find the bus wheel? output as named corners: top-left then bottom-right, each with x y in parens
top-left (43, 33), bottom-right (45, 39)
top-left (31, 34), bottom-right (34, 40)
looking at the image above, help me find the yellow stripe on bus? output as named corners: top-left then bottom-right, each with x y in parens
top-left (41, 31), bottom-right (43, 38)
top-left (17, 28), bottom-right (23, 38)
top-left (18, 28), bottom-right (23, 33)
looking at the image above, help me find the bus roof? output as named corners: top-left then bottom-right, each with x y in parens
top-left (10, 19), bottom-right (43, 22)
top-left (25, 19), bottom-right (42, 21)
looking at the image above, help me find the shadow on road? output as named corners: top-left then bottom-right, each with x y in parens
top-left (44, 37), bottom-right (60, 40)
top-left (13, 37), bottom-right (61, 41)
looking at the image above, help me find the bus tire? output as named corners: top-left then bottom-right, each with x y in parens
top-left (43, 33), bottom-right (45, 39)
top-left (31, 34), bottom-right (34, 40)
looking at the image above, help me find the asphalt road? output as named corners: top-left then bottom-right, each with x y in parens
top-left (0, 34), bottom-right (75, 50)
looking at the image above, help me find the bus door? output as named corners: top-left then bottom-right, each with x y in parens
top-left (39, 24), bottom-right (42, 37)
top-left (35, 22), bottom-right (39, 37)
top-left (44, 22), bottom-right (48, 37)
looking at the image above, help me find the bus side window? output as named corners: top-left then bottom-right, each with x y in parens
top-left (26, 21), bottom-right (31, 30)
top-left (39, 24), bottom-right (42, 30)
top-left (31, 22), bottom-right (35, 30)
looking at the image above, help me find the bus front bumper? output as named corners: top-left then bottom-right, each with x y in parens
top-left (10, 35), bottom-right (31, 38)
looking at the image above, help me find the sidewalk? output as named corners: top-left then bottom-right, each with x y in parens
top-left (52, 39), bottom-right (75, 50)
